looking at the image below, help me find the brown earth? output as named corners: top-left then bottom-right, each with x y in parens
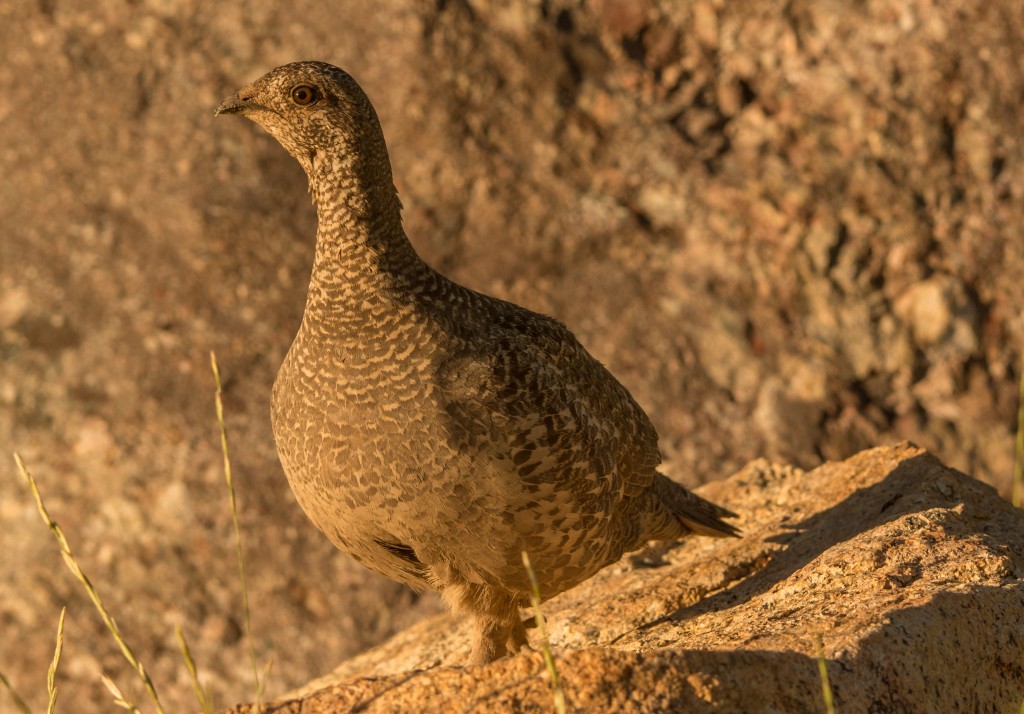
top-left (224, 443), bottom-right (1024, 712)
top-left (1, 0), bottom-right (1023, 712)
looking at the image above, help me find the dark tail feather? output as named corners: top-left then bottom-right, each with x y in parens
top-left (654, 473), bottom-right (740, 538)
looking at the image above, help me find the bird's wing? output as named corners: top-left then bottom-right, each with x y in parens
top-left (438, 315), bottom-right (660, 493)
top-left (431, 313), bottom-right (664, 589)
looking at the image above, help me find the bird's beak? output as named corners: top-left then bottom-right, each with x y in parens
top-left (215, 94), bottom-right (251, 116)
top-left (216, 93), bottom-right (279, 117)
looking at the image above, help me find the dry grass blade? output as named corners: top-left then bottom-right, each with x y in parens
top-left (13, 452), bottom-right (167, 714)
top-left (210, 351), bottom-right (264, 711)
top-left (260, 658), bottom-right (275, 699)
top-left (521, 551), bottom-right (567, 714)
top-left (46, 606), bottom-right (67, 714)
top-left (176, 625), bottom-right (215, 714)
top-left (101, 673), bottom-right (143, 713)
top-left (815, 633), bottom-right (836, 714)
top-left (0, 671), bottom-right (31, 714)
top-left (1014, 355), bottom-right (1024, 509)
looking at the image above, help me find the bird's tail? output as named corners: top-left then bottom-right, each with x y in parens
top-left (653, 472), bottom-right (740, 538)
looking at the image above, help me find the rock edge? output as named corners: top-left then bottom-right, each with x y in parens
top-left (225, 442), bottom-right (1024, 712)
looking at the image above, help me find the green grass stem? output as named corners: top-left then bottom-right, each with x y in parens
top-left (815, 633), bottom-right (836, 714)
top-left (521, 551), bottom-right (567, 714)
top-left (176, 625), bottom-right (214, 714)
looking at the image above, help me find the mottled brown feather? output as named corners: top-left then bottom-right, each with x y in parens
top-left (216, 61), bottom-right (738, 664)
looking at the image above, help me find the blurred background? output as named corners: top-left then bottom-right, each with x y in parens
top-left (1, 0), bottom-right (1022, 711)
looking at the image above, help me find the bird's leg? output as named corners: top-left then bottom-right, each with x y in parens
top-left (446, 582), bottom-right (526, 664)
top-left (469, 614), bottom-right (511, 665)
top-left (469, 611), bottom-right (530, 664)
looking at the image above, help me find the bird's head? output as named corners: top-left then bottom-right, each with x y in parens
top-left (216, 61), bottom-right (388, 179)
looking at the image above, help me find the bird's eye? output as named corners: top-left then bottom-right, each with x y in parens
top-left (290, 84), bottom-right (320, 106)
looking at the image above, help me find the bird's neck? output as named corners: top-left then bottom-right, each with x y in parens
top-left (301, 156), bottom-right (433, 336)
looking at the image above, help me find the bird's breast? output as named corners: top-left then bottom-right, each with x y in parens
top-left (270, 321), bottom-right (454, 497)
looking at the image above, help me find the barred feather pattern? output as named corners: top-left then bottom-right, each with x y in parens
top-left (217, 61), bottom-right (738, 664)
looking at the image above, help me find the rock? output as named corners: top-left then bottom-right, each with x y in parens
top-left (894, 278), bottom-right (953, 347)
top-left (223, 443), bottom-right (1024, 712)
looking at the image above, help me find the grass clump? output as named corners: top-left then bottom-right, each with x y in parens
top-left (4, 353), bottom-right (267, 713)
top-left (14, 452), bottom-right (165, 714)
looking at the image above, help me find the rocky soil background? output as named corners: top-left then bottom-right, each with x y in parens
top-left (1, 0), bottom-right (1022, 712)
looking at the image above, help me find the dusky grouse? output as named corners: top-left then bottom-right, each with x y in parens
top-left (216, 61), bottom-right (738, 665)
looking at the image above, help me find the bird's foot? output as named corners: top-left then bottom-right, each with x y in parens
top-left (628, 541), bottom-right (674, 568)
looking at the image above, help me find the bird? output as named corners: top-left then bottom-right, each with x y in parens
top-left (216, 61), bottom-right (738, 665)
